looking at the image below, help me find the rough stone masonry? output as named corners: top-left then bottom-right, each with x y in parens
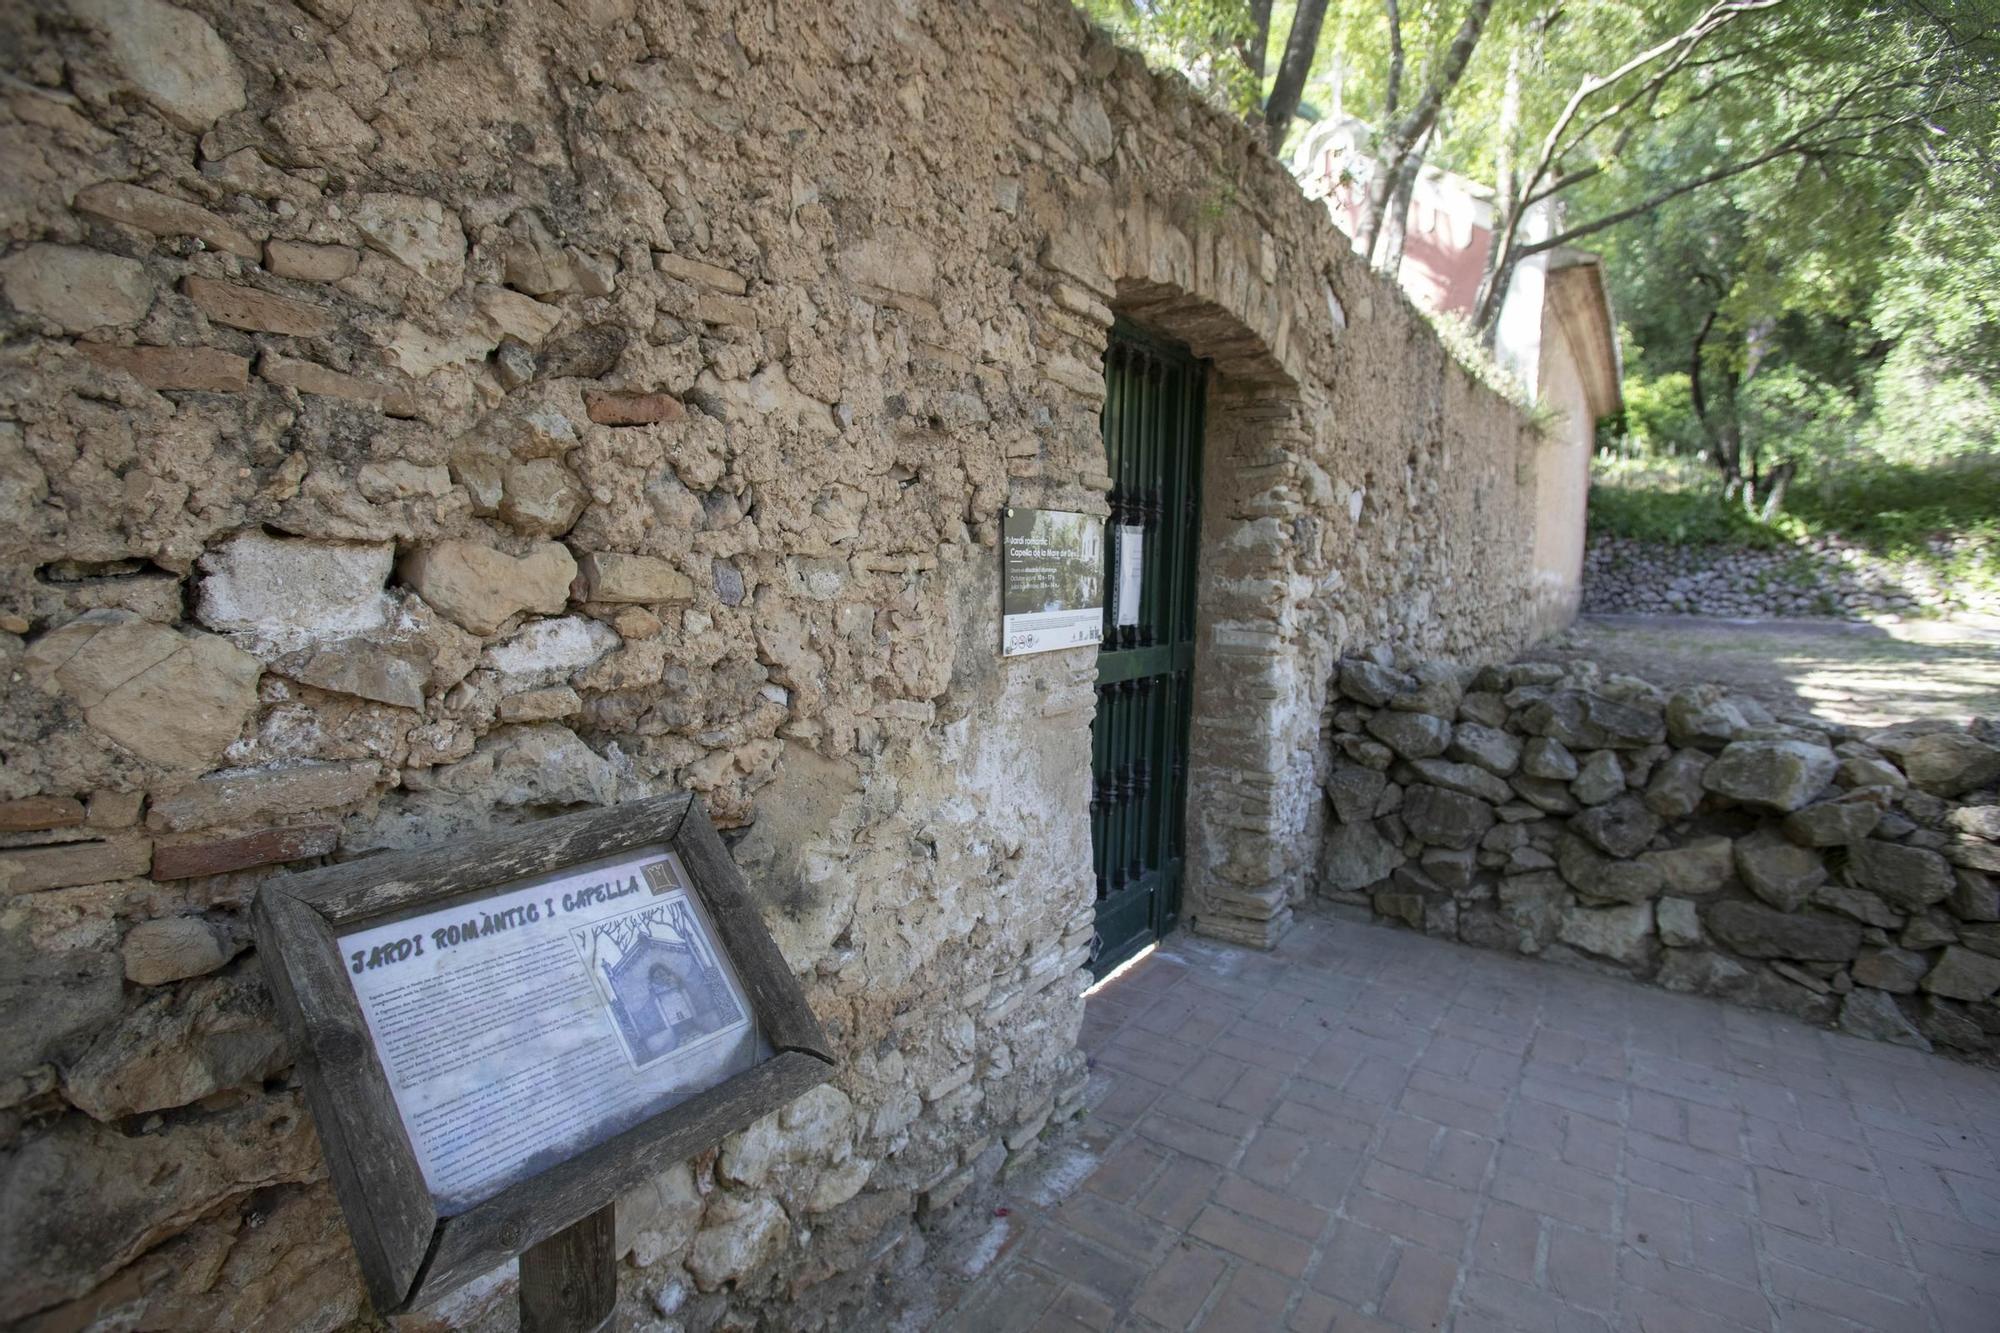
top-left (0, 1), bottom-right (1576, 1328)
top-left (1318, 655), bottom-right (2000, 1061)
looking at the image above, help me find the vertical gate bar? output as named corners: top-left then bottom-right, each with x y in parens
top-left (1099, 345), bottom-right (1117, 647)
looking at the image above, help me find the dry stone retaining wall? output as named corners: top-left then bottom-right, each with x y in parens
top-left (1317, 656), bottom-right (2000, 1058)
top-left (0, 1), bottom-right (1570, 1328)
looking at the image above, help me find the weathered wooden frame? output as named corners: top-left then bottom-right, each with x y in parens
top-left (252, 793), bottom-right (835, 1315)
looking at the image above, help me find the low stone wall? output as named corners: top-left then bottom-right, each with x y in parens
top-left (1315, 657), bottom-right (2000, 1058)
top-left (1583, 533), bottom-right (1998, 620)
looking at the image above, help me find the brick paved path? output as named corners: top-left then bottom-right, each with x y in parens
top-left (934, 913), bottom-right (2000, 1332)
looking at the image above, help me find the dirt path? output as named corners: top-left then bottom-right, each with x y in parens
top-left (1526, 613), bottom-right (2000, 730)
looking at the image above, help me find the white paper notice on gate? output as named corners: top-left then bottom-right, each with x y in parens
top-left (1114, 525), bottom-right (1144, 627)
top-left (337, 846), bottom-right (764, 1214)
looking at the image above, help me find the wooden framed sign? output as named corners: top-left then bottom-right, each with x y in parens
top-left (253, 793), bottom-right (835, 1317)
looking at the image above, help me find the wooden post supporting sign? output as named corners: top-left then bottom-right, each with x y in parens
top-left (520, 1203), bottom-right (617, 1333)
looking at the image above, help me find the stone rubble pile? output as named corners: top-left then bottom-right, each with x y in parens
top-left (1583, 533), bottom-right (1999, 620)
top-left (1318, 656), bottom-right (2000, 1058)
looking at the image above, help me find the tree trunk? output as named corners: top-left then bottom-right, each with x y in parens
top-left (1759, 460), bottom-right (1796, 520)
top-left (1239, 0), bottom-right (1274, 81)
top-left (1375, 128), bottom-right (1430, 275)
top-left (1363, 0), bottom-right (1494, 262)
top-left (1264, 0), bottom-right (1330, 155)
top-left (1473, 45), bottom-right (1522, 319)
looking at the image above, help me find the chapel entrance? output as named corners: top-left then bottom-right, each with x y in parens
top-left (1089, 322), bottom-right (1207, 978)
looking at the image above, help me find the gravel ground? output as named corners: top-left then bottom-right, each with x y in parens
top-left (1526, 613), bottom-right (2000, 730)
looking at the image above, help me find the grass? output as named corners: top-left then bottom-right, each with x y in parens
top-left (1590, 448), bottom-right (2000, 599)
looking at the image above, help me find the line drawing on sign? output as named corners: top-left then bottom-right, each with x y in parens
top-left (570, 887), bottom-right (748, 1072)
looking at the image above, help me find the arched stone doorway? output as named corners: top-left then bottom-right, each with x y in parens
top-left (1087, 277), bottom-right (1319, 956)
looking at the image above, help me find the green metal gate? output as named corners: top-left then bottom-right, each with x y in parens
top-left (1090, 322), bottom-right (1206, 979)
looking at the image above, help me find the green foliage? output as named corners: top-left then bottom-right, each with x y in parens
top-left (1078, 0), bottom-right (1263, 114)
top-left (1592, 443), bottom-right (2000, 596)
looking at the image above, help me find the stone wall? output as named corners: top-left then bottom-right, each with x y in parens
top-left (1317, 656), bottom-right (2000, 1059)
top-left (0, 1), bottom-right (1569, 1327)
top-left (1584, 533), bottom-right (1998, 620)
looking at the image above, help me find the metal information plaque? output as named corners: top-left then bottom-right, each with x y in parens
top-left (1001, 506), bottom-right (1105, 656)
top-left (254, 795), bottom-right (833, 1318)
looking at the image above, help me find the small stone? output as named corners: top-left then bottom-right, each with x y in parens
top-left (1400, 784), bottom-right (1495, 851)
top-left (73, 181), bottom-right (258, 258)
top-left (1571, 751), bottom-right (1624, 805)
top-left (61, 974), bottom-right (288, 1121)
top-left (80, 342), bottom-right (249, 391)
top-left (578, 552), bottom-right (694, 604)
top-left (1319, 819), bottom-right (1405, 890)
top-left (1892, 732), bottom-right (2000, 797)
top-left (1644, 749), bottom-right (1711, 819)
top-left (150, 825), bottom-right (338, 881)
top-left (1326, 766), bottom-right (1388, 824)
top-left (499, 458), bottom-right (587, 536)
top-left (1837, 756), bottom-right (1906, 789)
top-left (497, 686), bottom-right (583, 723)
top-left (1945, 806), bottom-right (2000, 841)
top-left (1810, 883), bottom-right (1904, 929)
top-left (1658, 949), bottom-right (1750, 996)
top-left (21, 611), bottom-right (261, 770)
top-left (1949, 869), bottom-right (1999, 922)
top-left (1703, 740), bottom-right (1839, 812)
top-left (259, 353), bottom-right (417, 415)
top-left (1918, 995), bottom-right (1990, 1052)
top-left (1901, 910), bottom-right (1960, 951)
top-left (197, 532), bottom-right (394, 643)
top-left (145, 761), bottom-right (378, 833)
top-left (85, 791), bottom-right (145, 829)
top-left (1838, 989), bottom-right (1930, 1050)
top-left (1408, 757), bottom-right (1512, 805)
top-left (0, 835), bottom-right (152, 895)
top-left (69, 0), bottom-right (245, 131)
top-left (1666, 685), bottom-right (1749, 748)
top-left (1782, 797), bottom-right (1882, 847)
top-left (1457, 691), bottom-right (1509, 728)
top-left (1, 244), bottom-right (153, 331)
top-left (1557, 834), bottom-right (1664, 905)
top-left (684, 1184), bottom-right (784, 1288)
top-left (1850, 946), bottom-right (1928, 994)
top-left (712, 559), bottom-right (746, 607)
top-left (1570, 795), bottom-right (1661, 859)
top-left (183, 276), bottom-right (332, 337)
top-left (1848, 839), bottom-right (1955, 911)
top-left (1509, 775), bottom-right (1578, 815)
top-left (1638, 836), bottom-right (1733, 897)
top-left (1557, 902), bottom-right (1654, 966)
top-left (1447, 723), bottom-right (1519, 776)
top-left (1921, 946), bottom-right (2000, 1002)
top-left (121, 916), bottom-right (230, 983)
top-left (1373, 889), bottom-right (1426, 929)
top-left (399, 540), bottom-right (577, 635)
top-left (585, 390), bottom-right (686, 426)
top-left (265, 89), bottom-right (377, 156)
top-left (264, 240), bottom-right (360, 283)
top-left (1520, 737), bottom-right (1578, 781)
top-left (1364, 710), bottom-right (1452, 760)
top-left (0, 797), bottom-right (86, 833)
top-left (1706, 901), bottom-right (1862, 961)
top-left (351, 193), bottom-right (467, 287)
top-left (357, 461), bottom-right (452, 502)
top-left (1388, 661), bottom-right (1465, 718)
top-left (1344, 656), bottom-right (1408, 704)
top-left (1734, 828), bottom-right (1827, 912)
top-left (1657, 896), bottom-right (1702, 947)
